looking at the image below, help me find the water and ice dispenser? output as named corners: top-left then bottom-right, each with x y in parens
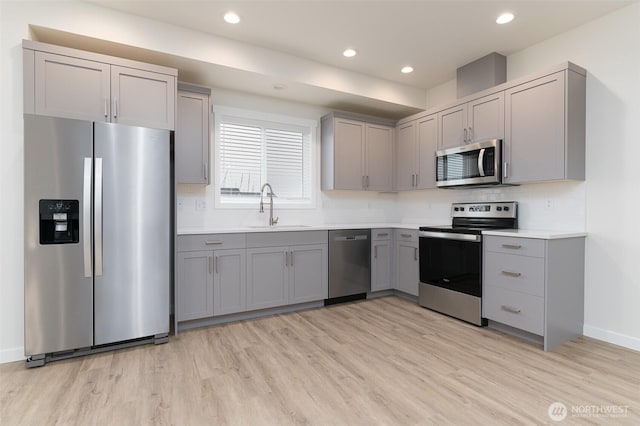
top-left (39, 200), bottom-right (79, 244)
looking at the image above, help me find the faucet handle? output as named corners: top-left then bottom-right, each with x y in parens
top-left (271, 216), bottom-right (279, 225)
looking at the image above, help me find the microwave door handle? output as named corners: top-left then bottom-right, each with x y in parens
top-left (478, 148), bottom-right (486, 177)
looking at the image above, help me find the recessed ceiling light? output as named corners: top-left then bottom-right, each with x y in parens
top-left (343, 48), bottom-right (357, 58)
top-left (496, 13), bottom-right (514, 24)
top-left (224, 12), bottom-right (240, 24)
top-left (401, 66), bottom-right (414, 74)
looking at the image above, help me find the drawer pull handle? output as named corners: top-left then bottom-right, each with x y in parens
top-left (501, 244), bottom-right (522, 249)
top-left (205, 240), bottom-right (223, 245)
top-left (501, 305), bottom-right (521, 314)
top-left (401, 233), bottom-right (412, 238)
top-left (377, 233), bottom-right (389, 237)
top-left (501, 270), bottom-right (522, 277)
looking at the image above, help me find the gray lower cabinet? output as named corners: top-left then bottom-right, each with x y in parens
top-left (504, 68), bottom-right (585, 184)
top-left (372, 229), bottom-right (393, 291)
top-left (176, 83), bottom-right (211, 184)
top-left (24, 41), bottom-right (177, 130)
top-left (176, 250), bottom-right (213, 322)
top-left (483, 235), bottom-right (585, 351)
top-left (395, 230), bottom-right (419, 296)
top-left (213, 249), bottom-right (246, 316)
top-left (246, 231), bottom-right (328, 311)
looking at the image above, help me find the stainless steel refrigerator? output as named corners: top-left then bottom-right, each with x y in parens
top-left (24, 114), bottom-right (170, 367)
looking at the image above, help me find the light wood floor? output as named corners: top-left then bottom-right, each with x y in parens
top-left (1, 296), bottom-right (639, 425)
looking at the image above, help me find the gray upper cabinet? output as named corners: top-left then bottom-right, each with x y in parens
top-left (504, 69), bottom-right (585, 184)
top-left (437, 92), bottom-right (504, 150)
top-left (24, 40), bottom-right (177, 130)
top-left (394, 114), bottom-right (437, 190)
top-left (176, 85), bottom-right (211, 184)
top-left (321, 113), bottom-right (395, 191)
top-left (34, 52), bottom-right (111, 122)
top-left (110, 65), bottom-right (175, 130)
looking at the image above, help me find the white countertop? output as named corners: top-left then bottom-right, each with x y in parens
top-left (482, 229), bottom-right (587, 239)
top-left (177, 223), bottom-right (424, 235)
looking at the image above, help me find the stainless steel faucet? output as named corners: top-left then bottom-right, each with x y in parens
top-left (259, 183), bottom-right (279, 226)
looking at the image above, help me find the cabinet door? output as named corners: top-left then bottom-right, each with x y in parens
top-left (289, 244), bottom-right (328, 304)
top-left (176, 90), bottom-right (210, 184)
top-left (467, 92), bottom-right (504, 143)
top-left (111, 65), bottom-right (176, 130)
top-left (34, 52), bottom-right (110, 122)
top-left (438, 104), bottom-right (467, 150)
top-left (213, 249), bottom-right (246, 316)
top-left (504, 72), bottom-right (565, 183)
top-left (394, 121), bottom-right (416, 190)
top-left (365, 124), bottom-right (393, 191)
top-left (372, 241), bottom-right (392, 291)
top-left (246, 247), bottom-right (288, 310)
top-left (416, 114), bottom-right (437, 189)
top-left (333, 118), bottom-right (365, 189)
top-left (176, 251), bottom-right (213, 321)
top-left (396, 242), bottom-right (419, 296)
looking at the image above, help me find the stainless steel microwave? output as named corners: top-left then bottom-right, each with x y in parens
top-left (436, 139), bottom-right (502, 188)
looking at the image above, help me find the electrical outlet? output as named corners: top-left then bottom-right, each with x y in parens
top-left (177, 198), bottom-right (184, 209)
top-left (196, 199), bottom-right (207, 211)
top-left (545, 199), bottom-right (553, 209)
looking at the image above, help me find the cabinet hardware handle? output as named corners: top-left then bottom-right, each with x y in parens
top-left (205, 240), bottom-right (223, 245)
top-left (415, 174), bottom-right (419, 187)
top-left (208, 256), bottom-right (212, 274)
top-left (501, 244), bottom-right (522, 250)
top-left (104, 98), bottom-right (108, 118)
top-left (366, 175), bottom-right (370, 188)
top-left (377, 233), bottom-right (388, 237)
top-left (414, 247), bottom-right (418, 261)
top-left (463, 128), bottom-right (468, 143)
top-left (501, 305), bottom-right (521, 314)
top-left (501, 270), bottom-right (522, 277)
top-left (285, 251), bottom-right (288, 267)
top-left (215, 256), bottom-right (219, 274)
top-left (290, 251), bottom-right (294, 266)
top-left (468, 127), bottom-right (473, 141)
top-left (374, 246), bottom-right (378, 258)
top-left (503, 161), bottom-right (508, 178)
top-left (412, 174), bottom-right (416, 187)
top-left (401, 233), bottom-right (412, 238)
top-left (204, 163), bottom-right (208, 181)
top-left (113, 99), bottom-right (118, 119)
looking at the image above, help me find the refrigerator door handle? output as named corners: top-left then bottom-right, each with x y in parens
top-left (83, 157), bottom-right (92, 278)
top-left (95, 158), bottom-right (103, 276)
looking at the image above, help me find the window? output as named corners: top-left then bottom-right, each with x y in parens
top-left (214, 106), bottom-right (316, 207)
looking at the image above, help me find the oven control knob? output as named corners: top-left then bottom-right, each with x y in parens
top-left (497, 207), bottom-right (502, 211)
top-left (460, 207), bottom-right (465, 211)
top-left (454, 207), bottom-right (459, 211)
top-left (504, 206), bottom-right (510, 211)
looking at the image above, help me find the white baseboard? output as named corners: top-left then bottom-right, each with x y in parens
top-left (583, 324), bottom-right (640, 352)
top-left (0, 347), bottom-right (25, 364)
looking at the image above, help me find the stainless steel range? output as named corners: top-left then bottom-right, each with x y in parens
top-left (418, 202), bottom-right (518, 326)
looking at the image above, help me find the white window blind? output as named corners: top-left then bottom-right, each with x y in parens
top-left (217, 114), bottom-right (313, 204)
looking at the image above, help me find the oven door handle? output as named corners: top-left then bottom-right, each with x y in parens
top-left (419, 231), bottom-right (481, 242)
top-left (478, 148), bottom-right (486, 177)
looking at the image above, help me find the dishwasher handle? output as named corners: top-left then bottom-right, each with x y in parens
top-left (334, 235), bottom-right (368, 241)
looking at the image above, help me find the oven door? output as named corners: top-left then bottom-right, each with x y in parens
top-left (436, 139), bottom-right (501, 188)
top-left (418, 231), bottom-right (482, 297)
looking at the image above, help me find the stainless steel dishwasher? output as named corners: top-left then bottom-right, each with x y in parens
top-left (327, 229), bottom-right (371, 303)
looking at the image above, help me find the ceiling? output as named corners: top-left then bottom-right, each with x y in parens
top-left (39, 0), bottom-right (630, 118)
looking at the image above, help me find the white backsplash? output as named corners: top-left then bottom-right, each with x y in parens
top-left (177, 180), bottom-right (585, 231)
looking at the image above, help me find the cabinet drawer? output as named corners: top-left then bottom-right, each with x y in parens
top-left (483, 285), bottom-right (544, 335)
top-left (246, 230), bottom-right (328, 248)
top-left (372, 228), bottom-right (392, 241)
top-left (484, 252), bottom-right (545, 297)
top-left (177, 233), bottom-right (246, 252)
top-left (396, 229), bottom-right (418, 243)
top-left (484, 236), bottom-right (545, 258)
